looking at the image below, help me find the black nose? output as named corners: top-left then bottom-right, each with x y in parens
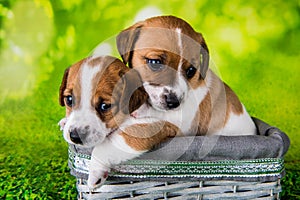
top-left (165, 93), bottom-right (180, 109)
top-left (69, 128), bottom-right (83, 144)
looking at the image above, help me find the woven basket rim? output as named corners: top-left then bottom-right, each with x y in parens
top-left (68, 147), bottom-right (285, 182)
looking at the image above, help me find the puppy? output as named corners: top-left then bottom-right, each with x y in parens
top-left (59, 55), bottom-right (179, 189)
top-left (117, 15), bottom-right (257, 136)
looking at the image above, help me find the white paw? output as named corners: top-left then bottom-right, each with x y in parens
top-left (131, 103), bottom-right (150, 118)
top-left (87, 160), bottom-right (110, 190)
top-left (58, 117), bottom-right (68, 131)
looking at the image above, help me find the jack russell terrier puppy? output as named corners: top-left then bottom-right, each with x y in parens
top-left (117, 15), bottom-right (257, 136)
top-left (59, 56), bottom-right (179, 189)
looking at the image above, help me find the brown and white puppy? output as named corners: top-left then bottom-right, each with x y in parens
top-left (59, 55), bottom-right (178, 189)
top-left (117, 15), bottom-right (256, 136)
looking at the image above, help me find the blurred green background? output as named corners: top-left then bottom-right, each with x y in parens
top-left (0, 0), bottom-right (299, 199)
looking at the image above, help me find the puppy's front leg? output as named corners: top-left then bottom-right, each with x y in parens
top-left (88, 121), bottom-right (180, 189)
top-left (88, 131), bottom-right (146, 189)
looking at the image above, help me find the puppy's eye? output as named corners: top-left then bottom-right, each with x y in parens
top-left (65, 95), bottom-right (74, 107)
top-left (98, 102), bottom-right (111, 112)
top-left (186, 66), bottom-right (197, 78)
top-left (146, 58), bottom-right (164, 71)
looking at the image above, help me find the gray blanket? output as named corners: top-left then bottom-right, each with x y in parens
top-left (68, 118), bottom-right (290, 181)
top-left (140, 118), bottom-right (290, 161)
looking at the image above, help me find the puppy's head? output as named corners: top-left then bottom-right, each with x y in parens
top-left (117, 15), bottom-right (209, 111)
top-left (59, 56), bottom-right (147, 147)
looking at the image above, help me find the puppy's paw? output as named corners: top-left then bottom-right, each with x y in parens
top-left (131, 103), bottom-right (150, 118)
top-left (87, 162), bottom-right (110, 190)
top-left (58, 117), bottom-right (68, 131)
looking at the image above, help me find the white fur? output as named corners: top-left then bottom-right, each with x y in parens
top-left (88, 131), bottom-right (146, 189)
top-left (173, 28), bottom-right (188, 106)
top-left (173, 75), bottom-right (188, 104)
top-left (133, 70), bottom-right (256, 136)
top-left (58, 117), bottom-right (67, 131)
top-left (176, 28), bottom-right (183, 69)
top-left (132, 84), bottom-right (208, 135)
top-left (214, 105), bottom-right (256, 136)
top-left (132, 70), bottom-right (213, 135)
top-left (62, 56), bottom-right (164, 189)
top-left (142, 28), bottom-right (189, 111)
top-left (142, 82), bottom-right (166, 111)
top-left (63, 58), bottom-right (114, 147)
top-left (143, 81), bottom-right (188, 112)
top-left (80, 59), bottom-right (102, 110)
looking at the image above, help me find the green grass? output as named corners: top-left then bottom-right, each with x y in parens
top-left (0, 155), bottom-right (77, 199)
top-left (0, 87), bottom-right (77, 199)
top-left (281, 164), bottom-right (300, 199)
top-left (0, 0), bottom-right (299, 199)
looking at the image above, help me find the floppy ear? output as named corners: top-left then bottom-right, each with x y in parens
top-left (119, 69), bottom-right (148, 114)
top-left (197, 32), bottom-right (209, 79)
top-left (116, 23), bottom-right (143, 67)
top-left (59, 67), bottom-right (70, 106)
top-left (59, 58), bottom-right (88, 106)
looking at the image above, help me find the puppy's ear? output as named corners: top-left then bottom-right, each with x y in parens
top-left (59, 58), bottom-right (88, 106)
top-left (119, 69), bottom-right (148, 114)
top-left (59, 67), bottom-right (70, 106)
top-left (129, 84), bottom-right (148, 114)
top-left (116, 23), bottom-right (143, 67)
top-left (196, 32), bottom-right (209, 79)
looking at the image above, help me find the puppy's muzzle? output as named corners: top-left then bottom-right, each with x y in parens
top-left (165, 92), bottom-right (180, 109)
top-left (69, 127), bottom-right (88, 145)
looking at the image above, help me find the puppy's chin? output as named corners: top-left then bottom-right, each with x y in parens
top-left (143, 85), bottom-right (168, 111)
top-left (143, 82), bottom-right (187, 112)
top-left (149, 101), bottom-right (168, 112)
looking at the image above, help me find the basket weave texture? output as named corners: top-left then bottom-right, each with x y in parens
top-left (77, 179), bottom-right (281, 200)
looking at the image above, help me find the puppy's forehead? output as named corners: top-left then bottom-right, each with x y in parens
top-left (79, 56), bottom-right (125, 92)
top-left (68, 56), bottom-right (118, 81)
top-left (135, 26), bottom-right (201, 63)
top-left (135, 27), bottom-right (180, 55)
top-left (66, 56), bottom-right (122, 100)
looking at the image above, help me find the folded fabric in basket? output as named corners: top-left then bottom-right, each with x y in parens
top-left (68, 118), bottom-right (290, 181)
top-left (140, 117), bottom-right (290, 161)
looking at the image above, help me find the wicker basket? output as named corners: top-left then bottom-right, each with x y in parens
top-left (68, 118), bottom-right (289, 200)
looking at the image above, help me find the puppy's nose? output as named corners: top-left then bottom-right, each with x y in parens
top-left (165, 93), bottom-right (180, 109)
top-left (69, 128), bottom-right (83, 144)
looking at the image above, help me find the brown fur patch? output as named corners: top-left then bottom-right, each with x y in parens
top-left (184, 64), bottom-right (206, 90)
top-left (117, 15), bottom-right (210, 81)
top-left (59, 68), bottom-right (70, 106)
top-left (117, 16), bottom-right (246, 137)
top-left (194, 72), bottom-right (244, 135)
top-left (132, 50), bottom-right (181, 86)
top-left (90, 58), bottom-right (148, 129)
top-left (92, 59), bottom-right (127, 126)
top-left (224, 83), bottom-right (244, 116)
top-left (87, 56), bottom-right (103, 67)
top-left (59, 56), bottom-right (148, 126)
top-left (120, 121), bottom-right (180, 151)
top-left (60, 55), bottom-right (181, 151)
top-left (59, 58), bottom-right (87, 116)
top-left (196, 92), bottom-right (212, 135)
